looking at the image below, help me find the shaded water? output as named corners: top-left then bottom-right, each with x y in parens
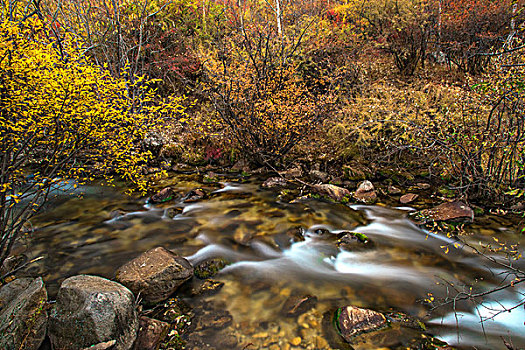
top-left (23, 174), bottom-right (525, 349)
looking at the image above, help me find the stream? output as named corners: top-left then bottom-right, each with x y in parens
top-left (20, 173), bottom-right (525, 349)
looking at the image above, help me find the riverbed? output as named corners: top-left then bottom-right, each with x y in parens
top-left (23, 173), bottom-right (525, 349)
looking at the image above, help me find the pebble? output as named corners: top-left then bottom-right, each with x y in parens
top-left (290, 337), bottom-right (302, 346)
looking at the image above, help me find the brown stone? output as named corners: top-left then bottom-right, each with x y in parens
top-left (387, 185), bottom-right (402, 195)
top-left (149, 187), bottom-right (175, 204)
top-left (354, 181), bottom-right (377, 204)
top-left (313, 184), bottom-right (351, 201)
top-left (419, 201), bottom-right (474, 222)
top-left (337, 306), bottom-right (387, 342)
top-left (133, 316), bottom-right (169, 350)
top-left (183, 188), bottom-right (207, 202)
top-left (400, 193), bottom-right (418, 204)
top-left (116, 247), bottom-right (193, 304)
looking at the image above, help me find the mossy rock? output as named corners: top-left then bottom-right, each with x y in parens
top-left (194, 258), bottom-right (230, 279)
top-left (337, 231), bottom-right (374, 250)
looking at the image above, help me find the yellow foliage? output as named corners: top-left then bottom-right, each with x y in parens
top-left (0, 3), bottom-right (185, 195)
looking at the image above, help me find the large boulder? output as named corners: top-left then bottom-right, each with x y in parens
top-left (115, 247), bottom-right (193, 304)
top-left (48, 275), bottom-right (138, 350)
top-left (336, 306), bottom-right (387, 342)
top-left (0, 277), bottom-right (48, 350)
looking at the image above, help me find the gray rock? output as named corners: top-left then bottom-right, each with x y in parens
top-left (115, 247), bottom-right (193, 304)
top-left (49, 275), bottom-right (138, 350)
top-left (0, 277), bottom-right (48, 350)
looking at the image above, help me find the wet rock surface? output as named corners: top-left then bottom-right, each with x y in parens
top-left (148, 187), bottom-right (176, 204)
top-left (49, 275), bottom-right (138, 350)
top-left (194, 258), bottom-right (229, 279)
top-left (336, 306), bottom-right (387, 341)
top-left (0, 277), bottom-right (48, 350)
top-left (116, 247), bottom-right (193, 304)
top-left (133, 316), bottom-right (170, 350)
top-left (418, 201), bottom-right (474, 223)
top-left (182, 188), bottom-right (207, 202)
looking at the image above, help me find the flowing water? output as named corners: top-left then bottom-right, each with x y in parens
top-left (20, 173), bottom-right (525, 349)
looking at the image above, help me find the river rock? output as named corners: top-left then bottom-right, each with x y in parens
top-left (0, 277), bottom-right (48, 350)
top-left (116, 247), bottom-right (193, 304)
top-left (148, 187), bottom-right (175, 204)
top-left (419, 201), bottom-right (474, 222)
top-left (133, 316), bottom-right (169, 350)
top-left (281, 295), bottom-right (318, 317)
top-left (313, 184), bottom-right (350, 201)
top-left (337, 231), bottom-right (373, 250)
top-left (354, 181), bottom-right (377, 204)
top-left (49, 275), bottom-right (138, 350)
top-left (336, 306), bottom-right (387, 342)
top-left (387, 185), bottom-right (402, 195)
top-left (262, 177), bottom-right (288, 189)
top-left (182, 188), bottom-right (207, 202)
top-left (400, 193), bottom-right (418, 204)
top-left (194, 258), bottom-right (229, 279)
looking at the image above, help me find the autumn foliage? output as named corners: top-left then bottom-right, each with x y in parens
top-left (0, 0), bottom-right (185, 268)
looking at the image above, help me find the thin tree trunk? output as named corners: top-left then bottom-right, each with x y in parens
top-left (275, 0), bottom-right (282, 35)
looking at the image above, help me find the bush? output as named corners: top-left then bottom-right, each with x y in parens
top-left (0, 2), bottom-right (184, 270)
top-left (202, 10), bottom-right (335, 166)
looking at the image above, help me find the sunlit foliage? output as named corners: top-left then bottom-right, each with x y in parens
top-left (0, 0), bottom-right (185, 268)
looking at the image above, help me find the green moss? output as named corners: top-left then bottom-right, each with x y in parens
top-left (194, 258), bottom-right (230, 279)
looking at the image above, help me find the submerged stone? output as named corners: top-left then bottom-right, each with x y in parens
top-left (281, 295), bottom-right (318, 317)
